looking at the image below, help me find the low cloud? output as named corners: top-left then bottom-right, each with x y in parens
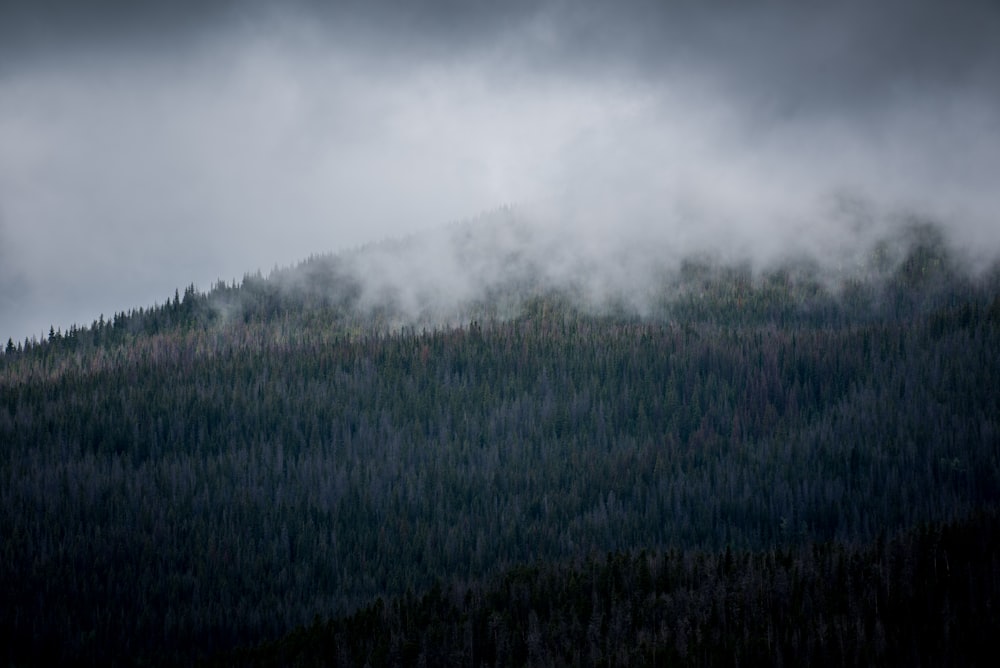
top-left (1, 1), bottom-right (998, 340)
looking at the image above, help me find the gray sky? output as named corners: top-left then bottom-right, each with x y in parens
top-left (2, 1), bottom-right (999, 341)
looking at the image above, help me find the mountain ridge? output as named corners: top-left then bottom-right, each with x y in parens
top-left (2, 216), bottom-right (999, 664)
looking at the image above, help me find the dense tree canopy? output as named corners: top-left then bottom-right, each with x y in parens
top-left (2, 223), bottom-right (998, 664)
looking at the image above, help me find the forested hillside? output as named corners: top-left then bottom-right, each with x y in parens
top-left (2, 222), bottom-right (999, 665)
top-left (218, 511), bottom-right (1000, 667)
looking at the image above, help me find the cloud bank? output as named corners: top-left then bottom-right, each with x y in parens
top-left (1, 1), bottom-right (998, 340)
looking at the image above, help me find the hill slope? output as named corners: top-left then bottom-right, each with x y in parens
top-left (2, 220), bottom-right (999, 665)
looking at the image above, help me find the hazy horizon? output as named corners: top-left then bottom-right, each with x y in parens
top-left (3, 0), bottom-right (999, 342)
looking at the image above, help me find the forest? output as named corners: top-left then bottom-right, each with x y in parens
top-left (2, 221), bottom-right (999, 665)
top-left (216, 510), bottom-right (1000, 667)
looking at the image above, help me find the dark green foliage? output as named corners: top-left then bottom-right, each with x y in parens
top-left (218, 511), bottom-right (1000, 667)
top-left (1, 224), bottom-right (998, 664)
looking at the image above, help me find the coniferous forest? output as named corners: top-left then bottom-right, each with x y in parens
top-left (2, 221), bottom-right (1000, 665)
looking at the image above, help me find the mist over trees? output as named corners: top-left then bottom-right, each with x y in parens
top-left (2, 218), bottom-right (999, 665)
top-left (4, 1), bottom-right (999, 663)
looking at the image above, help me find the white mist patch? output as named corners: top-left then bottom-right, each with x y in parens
top-left (1, 2), bottom-right (999, 340)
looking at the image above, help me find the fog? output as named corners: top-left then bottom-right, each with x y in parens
top-left (2, 1), bottom-right (999, 341)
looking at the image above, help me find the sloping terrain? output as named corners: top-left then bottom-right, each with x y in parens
top-left (2, 222), bottom-right (998, 665)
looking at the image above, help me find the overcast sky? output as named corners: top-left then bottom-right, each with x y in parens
top-left (2, 0), bottom-right (999, 341)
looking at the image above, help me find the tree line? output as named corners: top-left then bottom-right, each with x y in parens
top-left (1, 222), bottom-right (998, 664)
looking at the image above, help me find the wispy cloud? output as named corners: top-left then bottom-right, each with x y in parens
top-left (2, 1), bottom-right (998, 340)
